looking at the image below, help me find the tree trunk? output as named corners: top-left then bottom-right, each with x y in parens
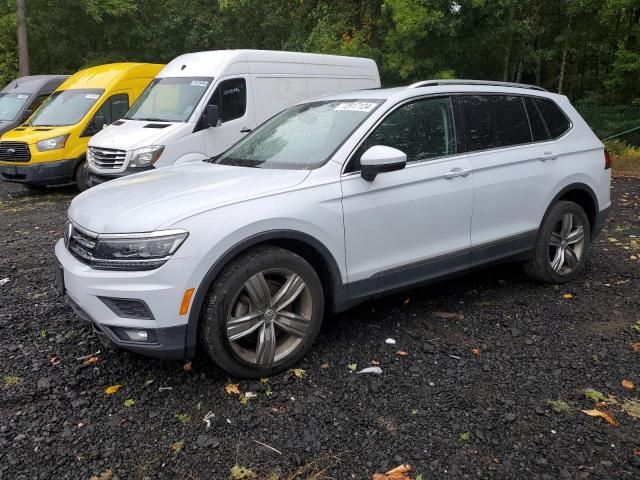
top-left (502, 3), bottom-right (515, 81)
top-left (558, 46), bottom-right (568, 94)
top-left (17, 0), bottom-right (29, 76)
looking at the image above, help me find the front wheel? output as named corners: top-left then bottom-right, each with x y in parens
top-left (75, 160), bottom-right (88, 192)
top-left (524, 200), bottom-right (591, 283)
top-left (199, 246), bottom-right (325, 378)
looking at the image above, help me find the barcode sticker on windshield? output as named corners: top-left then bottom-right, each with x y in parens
top-left (335, 102), bottom-right (377, 112)
top-left (191, 80), bottom-right (209, 87)
top-left (85, 94), bottom-right (99, 99)
top-left (17, 94), bottom-right (28, 99)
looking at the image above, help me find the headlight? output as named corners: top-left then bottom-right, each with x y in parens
top-left (36, 135), bottom-right (69, 152)
top-left (129, 145), bottom-right (164, 168)
top-left (67, 226), bottom-right (188, 271)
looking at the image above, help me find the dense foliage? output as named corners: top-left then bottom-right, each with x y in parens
top-left (0, 0), bottom-right (638, 103)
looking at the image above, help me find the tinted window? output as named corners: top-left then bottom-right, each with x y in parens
top-left (534, 98), bottom-right (571, 138)
top-left (351, 97), bottom-right (456, 170)
top-left (208, 78), bottom-right (246, 122)
top-left (524, 97), bottom-right (550, 141)
top-left (460, 95), bottom-right (532, 151)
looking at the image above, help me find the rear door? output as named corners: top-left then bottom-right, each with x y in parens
top-left (458, 94), bottom-right (560, 258)
top-left (341, 96), bottom-right (474, 289)
top-left (203, 77), bottom-right (256, 156)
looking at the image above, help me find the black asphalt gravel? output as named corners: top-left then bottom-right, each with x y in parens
top-left (1, 178), bottom-right (639, 480)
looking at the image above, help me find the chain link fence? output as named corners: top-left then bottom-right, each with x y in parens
top-left (576, 104), bottom-right (640, 146)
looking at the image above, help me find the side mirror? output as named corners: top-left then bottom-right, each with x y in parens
top-left (204, 105), bottom-right (220, 128)
top-left (94, 115), bottom-right (106, 132)
top-left (360, 145), bottom-right (407, 181)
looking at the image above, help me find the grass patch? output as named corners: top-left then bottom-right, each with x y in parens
top-left (547, 399), bottom-right (570, 413)
top-left (584, 388), bottom-right (607, 402)
top-left (605, 140), bottom-right (640, 177)
top-left (3, 375), bottom-right (21, 386)
top-left (621, 399), bottom-right (640, 419)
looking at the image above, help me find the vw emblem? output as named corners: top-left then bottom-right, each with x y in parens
top-left (6, 148), bottom-right (15, 155)
top-left (264, 309), bottom-right (276, 323)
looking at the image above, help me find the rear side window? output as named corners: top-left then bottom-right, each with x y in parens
top-left (353, 96), bottom-right (456, 169)
top-left (534, 98), bottom-right (571, 138)
top-left (459, 95), bottom-right (532, 151)
top-left (208, 78), bottom-right (246, 122)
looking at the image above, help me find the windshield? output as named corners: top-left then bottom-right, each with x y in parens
top-left (125, 77), bottom-right (212, 122)
top-left (0, 93), bottom-right (31, 121)
top-left (29, 89), bottom-right (103, 126)
top-left (215, 100), bottom-right (382, 170)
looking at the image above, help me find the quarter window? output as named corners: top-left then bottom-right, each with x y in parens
top-left (534, 98), bottom-right (571, 138)
top-left (93, 94), bottom-right (130, 125)
top-left (207, 78), bottom-right (247, 123)
top-left (460, 95), bottom-right (532, 151)
top-left (524, 97), bottom-right (550, 141)
top-left (351, 97), bottom-right (456, 170)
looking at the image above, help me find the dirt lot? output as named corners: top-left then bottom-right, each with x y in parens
top-left (0, 178), bottom-right (639, 480)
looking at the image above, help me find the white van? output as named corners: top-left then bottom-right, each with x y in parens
top-left (86, 50), bottom-right (380, 186)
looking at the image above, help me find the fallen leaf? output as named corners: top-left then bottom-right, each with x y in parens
top-left (563, 293), bottom-right (573, 299)
top-left (622, 379), bottom-right (636, 390)
top-left (289, 368), bottom-right (306, 379)
top-left (370, 360), bottom-right (381, 365)
top-left (175, 413), bottom-right (190, 423)
top-left (83, 356), bottom-right (98, 366)
top-left (320, 363), bottom-right (330, 369)
top-left (90, 469), bottom-right (113, 480)
top-left (622, 399), bottom-right (640, 418)
top-left (77, 421), bottom-right (86, 428)
top-left (260, 377), bottom-right (269, 383)
top-left (347, 363), bottom-right (357, 371)
top-left (183, 361), bottom-right (192, 372)
top-left (395, 351), bottom-right (409, 356)
top-left (229, 465), bottom-right (257, 479)
top-left (372, 464), bottom-right (412, 480)
top-left (357, 366), bottom-right (383, 375)
top-left (170, 440), bottom-right (185, 454)
top-left (630, 342), bottom-right (640, 352)
top-left (581, 409), bottom-right (619, 427)
top-left (385, 338), bottom-right (396, 345)
top-left (225, 383), bottom-right (240, 395)
top-left (104, 384), bottom-right (122, 396)
top-left (49, 355), bottom-right (60, 366)
top-left (403, 298), bottom-right (410, 305)
top-left (124, 399), bottom-right (135, 408)
top-left (471, 348), bottom-right (481, 357)
top-left (433, 311), bottom-right (463, 320)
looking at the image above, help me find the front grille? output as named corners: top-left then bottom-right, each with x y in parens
top-left (100, 297), bottom-right (155, 320)
top-left (0, 141), bottom-right (31, 162)
top-left (65, 223), bottom-right (97, 264)
top-left (88, 146), bottom-right (126, 170)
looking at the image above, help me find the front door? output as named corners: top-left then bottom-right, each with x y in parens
top-left (203, 76), bottom-right (256, 157)
top-left (340, 96), bottom-right (475, 294)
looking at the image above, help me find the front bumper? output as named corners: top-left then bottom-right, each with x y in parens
top-left (86, 166), bottom-right (153, 188)
top-left (0, 157), bottom-right (79, 186)
top-left (54, 239), bottom-right (198, 359)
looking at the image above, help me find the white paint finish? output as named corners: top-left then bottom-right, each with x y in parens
top-left (341, 154), bottom-right (474, 281)
top-left (360, 145), bottom-right (407, 166)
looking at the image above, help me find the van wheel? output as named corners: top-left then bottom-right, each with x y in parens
top-left (199, 246), bottom-right (324, 378)
top-left (75, 160), bottom-right (88, 192)
top-left (524, 201), bottom-right (590, 284)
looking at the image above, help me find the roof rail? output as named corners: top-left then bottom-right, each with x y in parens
top-left (408, 79), bottom-right (547, 92)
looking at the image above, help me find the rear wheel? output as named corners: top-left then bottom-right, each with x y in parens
top-left (75, 159), bottom-right (88, 192)
top-left (199, 246), bottom-right (324, 378)
top-left (524, 200), bottom-right (590, 283)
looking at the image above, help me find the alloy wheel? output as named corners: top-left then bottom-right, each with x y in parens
top-left (226, 268), bottom-right (313, 365)
top-left (548, 212), bottom-right (585, 275)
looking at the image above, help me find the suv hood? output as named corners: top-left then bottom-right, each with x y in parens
top-left (89, 119), bottom-right (182, 151)
top-left (69, 162), bottom-right (310, 233)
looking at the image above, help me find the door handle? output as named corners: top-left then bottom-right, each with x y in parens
top-left (540, 152), bottom-right (557, 161)
top-left (240, 127), bottom-right (252, 134)
top-left (443, 167), bottom-right (472, 179)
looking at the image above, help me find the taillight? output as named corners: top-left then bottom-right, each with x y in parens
top-left (604, 149), bottom-right (612, 169)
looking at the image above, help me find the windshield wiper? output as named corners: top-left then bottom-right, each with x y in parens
top-left (126, 117), bottom-right (174, 122)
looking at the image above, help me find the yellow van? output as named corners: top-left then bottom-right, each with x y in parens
top-left (0, 63), bottom-right (163, 191)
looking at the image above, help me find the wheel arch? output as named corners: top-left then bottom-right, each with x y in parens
top-left (184, 230), bottom-right (345, 358)
top-left (544, 183), bottom-right (599, 236)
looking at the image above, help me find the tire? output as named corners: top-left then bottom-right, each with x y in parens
top-left (75, 159), bottom-right (88, 192)
top-left (199, 246), bottom-right (325, 378)
top-left (22, 183), bottom-right (47, 193)
top-left (524, 200), bottom-right (591, 284)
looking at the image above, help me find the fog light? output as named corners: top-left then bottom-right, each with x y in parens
top-left (124, 329), bottom-right (148, 342)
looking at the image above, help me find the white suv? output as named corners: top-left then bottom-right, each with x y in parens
top-left (54, 80), bottom-right (611, 377)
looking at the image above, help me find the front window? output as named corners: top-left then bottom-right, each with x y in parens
top-left (0, 93), bottom-right (31, 121)
top-left (126, 77), bottom-right (213, 123)
top-left (214, 100), bottom-right (382, 170)
top-left (29, 89), bottom-right (103, 126)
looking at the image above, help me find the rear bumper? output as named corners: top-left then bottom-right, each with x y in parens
top-left (86, 166), bottom-right (153, 188)
top-left (0, 157), bottom-right (79, 185)
top-left (592, 206), bottom-right (610, 240)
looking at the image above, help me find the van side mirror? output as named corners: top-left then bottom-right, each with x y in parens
top-left (360, 145), bottom-right (407, 181)
top-left (204, 105), bottom-right (220, 128)
top-left (94, 115), bottom-right (106, 132)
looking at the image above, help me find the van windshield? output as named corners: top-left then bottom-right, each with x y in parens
top-left (125, 77), bottom-right (212, 122)
top-left (214, 100), bottom-right (382, 170)
top-left (29, 89), bottom-right (103, 126)
top-left (0, 93), bottom-right (31, 121)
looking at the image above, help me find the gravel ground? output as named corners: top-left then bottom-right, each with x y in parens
top-left (0, 178), bottom-right (639, 480)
